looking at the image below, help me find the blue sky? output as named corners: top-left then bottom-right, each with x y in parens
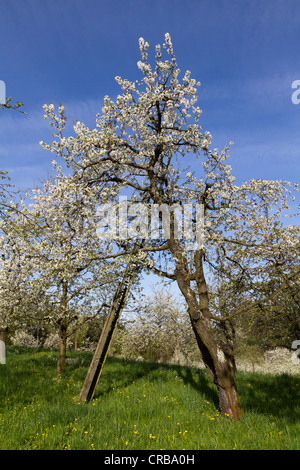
top-left (0, 0), bottom-right (300, 191)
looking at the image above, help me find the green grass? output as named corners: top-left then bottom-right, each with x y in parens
top-left (0, 346), bottom-right (299, 450)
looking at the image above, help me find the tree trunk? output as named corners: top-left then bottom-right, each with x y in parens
top-left (169, 239), bottom-right (242, 420)
top-left (73, 330), bottom-right (78, 351)
top-left (189, 308), bottom-right (242, 419)
top-left (216, 379), bottom-right (242, 419)
top-left (0, 326), bottom-right (8, 343)
top-left (56, 280), bottom-right (69, 375)
top-left (57, 319), bottom-right (67, 375)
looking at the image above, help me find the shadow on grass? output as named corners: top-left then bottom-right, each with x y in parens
top-left (174, 366), bottom-right (300, 424)
top-left (173, 363), bottom-right (219, 406)
top-left (93, 356), bottom-right (219, 407)
top-left (4, 347), bottom-right (299, 424)
top-left (94, 357), bottom-right (300, 424)
top-left (236, 371), bottom-right (300, 423)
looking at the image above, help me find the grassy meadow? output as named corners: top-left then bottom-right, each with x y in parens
top-left (0, 346), bottom-right (299, 450)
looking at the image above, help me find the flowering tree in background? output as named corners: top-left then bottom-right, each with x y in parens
top-left (125, 285), bottom-right (197, 364)
top-left (228, 222), bottom-right (300, 351)
top-left (40, 34), bottom-right (299, 419)
top-left (4, 172), bottom-right (129, 374)
top-left (0, 173), bottom-right (28, 347)
top-left (0, 228), bottom-right (28, 345)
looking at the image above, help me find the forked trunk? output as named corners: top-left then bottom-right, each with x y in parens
top-left (169, 239), bottom-right (243, 420)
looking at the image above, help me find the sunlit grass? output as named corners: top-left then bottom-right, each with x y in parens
top-left (0, 346), bottom-right (299, 450)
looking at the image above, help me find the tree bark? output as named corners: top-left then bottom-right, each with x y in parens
top-left (57, 280), bottom-right (68, 375)
top-left (169, 239), bottom-right (242, 420)
top-left (0, 326), bottom-right (8, 343)
top-left (57, 319), bottom-right (67, 375)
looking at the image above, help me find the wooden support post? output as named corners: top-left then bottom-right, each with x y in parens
top-left (78, 263), bottom-right (135, 403)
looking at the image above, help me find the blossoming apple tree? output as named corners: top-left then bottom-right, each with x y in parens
top-left (40, 34), bottom-right (299, 418)
top-left (3, 170), bottom-right (131, 374)
top-left (0, 171), bottom-right (30, 346)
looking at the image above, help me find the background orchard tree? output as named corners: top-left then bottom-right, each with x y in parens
top-left (0, 176), bottom-right (31, 345)
top-left (231, 222), bottom-right (300, 351)
top-left (14, 172), bottom-right (127, 374)
top-left (205, 214), bottom-right (300, 362)
top-left (40, 34), bottom-right (299, 419)
top-left (0, 215), bottom-right (45, 345)
top-left (125, 285), bottom-right (198, 363)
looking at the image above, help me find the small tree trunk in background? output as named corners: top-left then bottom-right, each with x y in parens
top-left (56, 280), bottom-right (69, 375)
top-left (57, 319), bottom-right (67, 375)
top-left (0, 326), bottom-right (8, 343)
top-left (72, 330), bottom-right (78, 351)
